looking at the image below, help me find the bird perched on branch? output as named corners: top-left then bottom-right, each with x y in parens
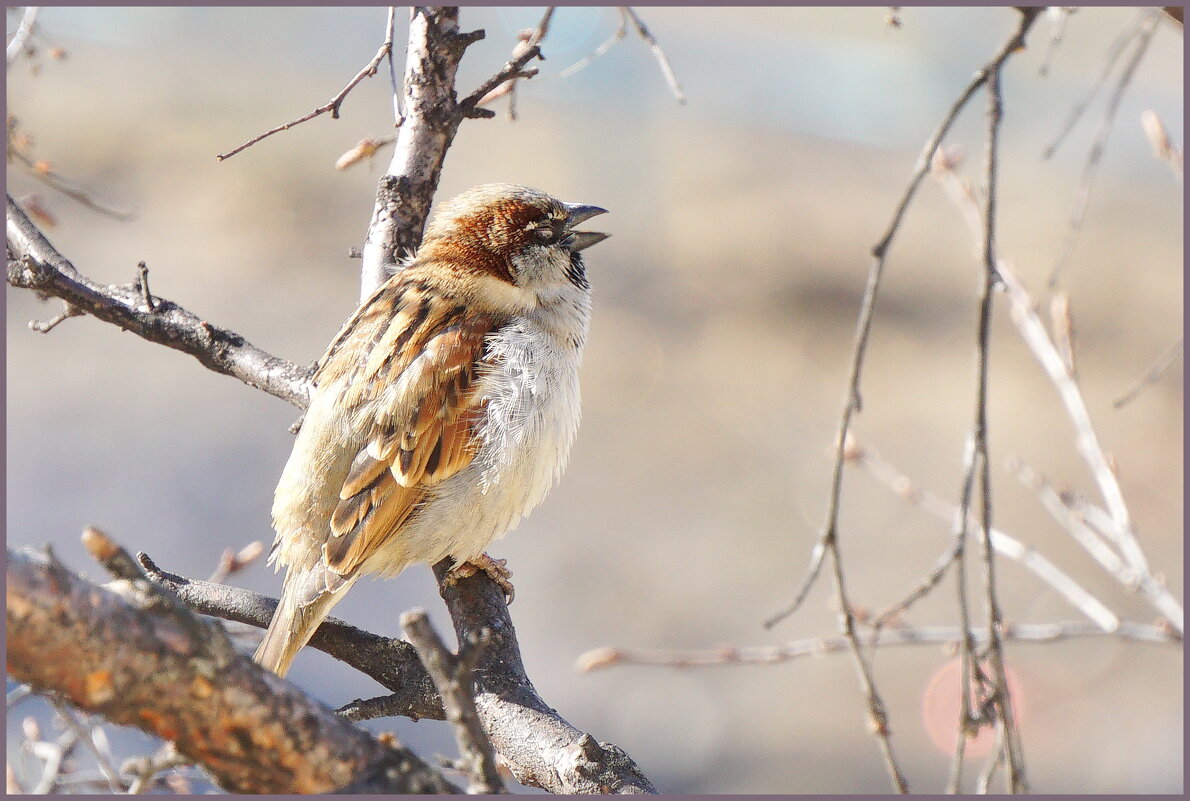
top-left (255, 184), bottom-right (608, 677)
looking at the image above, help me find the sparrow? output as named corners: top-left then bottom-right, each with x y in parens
top-left (254, 184), bottom-right (608, 677)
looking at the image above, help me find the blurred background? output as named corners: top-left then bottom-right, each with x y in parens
top-left (7, 6), bottom-right (1182, 794)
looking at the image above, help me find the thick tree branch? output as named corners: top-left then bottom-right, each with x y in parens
top-left (433, 561), bottom-right (660, 794)
top-left (143, 554), bottom-right (660, 793)
top-left (357, 8), bottom-right (544, 299)
top-left (6, 195), bottom-right (314, 409)
top-left (6, 547), bottom-right (458, 794)
top-left (137, 554), bottom-right (445, 721)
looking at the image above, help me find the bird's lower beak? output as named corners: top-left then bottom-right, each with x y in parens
top-left (569, 230), bottom-right (610, 252)
top-left (563, 202), bottom-right (609, 252)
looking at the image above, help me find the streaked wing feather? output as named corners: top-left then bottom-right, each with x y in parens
top-left (322, 303), bottom-right (495, 578)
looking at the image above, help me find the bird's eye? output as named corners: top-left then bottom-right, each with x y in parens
top-left (532, 226), bottom-right (558, 245)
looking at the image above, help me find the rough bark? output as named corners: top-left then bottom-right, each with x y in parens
top-left (6, 548), bottom-right (457, 794)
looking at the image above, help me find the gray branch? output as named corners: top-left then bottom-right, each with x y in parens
top-left (6, 194), bottom-right (314, 410)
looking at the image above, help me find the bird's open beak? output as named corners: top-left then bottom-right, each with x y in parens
top-left (562, 202), bottom-right (610, 252)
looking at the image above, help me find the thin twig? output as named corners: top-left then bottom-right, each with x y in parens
top-left (216, 19), bottom-right (397, 161)
top-left (122, 745), bottom-right (190, 795)
top-left (764, 16), bottom-right (1045, 786)
top-left (8, 144), bottom-right (134, 220)
top-left (974, 64), bottom-right (1027, 792)
top-left (1113, 337), bottom-right (1183, 408)
top-left (30, 729), bottom-right (79, 794)
top-left (558, 8), bottom-right (627, 79)
top-left (852, 443), bottom-right (1119, 632)
top-left (401, 609), bottom-right (505, 795)
top-left (6, 6), bottom-right (39, 65)
top-left (765, 6), bottom-right (1041, 629)
top-left (51, 702), bottom-right (125, 793)
top-left (576, 621), bottom-right (1180, 671)
top-left (930, 150), bottom-right (1183, 635)
top-left (945, 432), bottom-right (980, 793)
top-left (1042, 10), bottom-right (1148, 159)
top-left (384, 6), bottom-right (401, 123)
top-left (477, 7), bottom-right (554, 119)
top-left (461, 44), bottom-right (543, 112)
top-left (28, 301), bottom-right (82, 333)
top-left (1038, 7), bottom-right (1075, 78)
top-left (1047, 12), bottom-right (1159, 287)
top-left (624, 8), bottom-right (686, 104)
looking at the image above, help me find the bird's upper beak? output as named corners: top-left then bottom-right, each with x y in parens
top-left (562, 202), bottom-right (610, 252)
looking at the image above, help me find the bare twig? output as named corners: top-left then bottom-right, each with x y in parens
top-left (624, 8), bottom-right (686, 104)
top-left (1113, 337), bottom-right (1183, 408)
top-left (27, 300), bottom-right (82, 332)
top-left (384, 5), bottom-right (401, 122)
top-left (401, 609), bottom-right (505, 795)
top-left (7, 195), bottom-right (315, 409)
top-left (765, 15), bottom-right (1042, 791)
top-left (1042, 10), bottom-right (1148, 159)
top-left (971, 63), bottom-right (1027, 792)
top-left (1048, 11), bottom-right (1159, 287)
top-left (29, 728), bottom-right (80, 794)
top-left (207, 540), bottom-right (265, 584)
top-left (6, 6), bottom-right (39, 65)
top-left (852, 442), bottom-right (1119, 632)
top-left (134, 260), bottom-right (155, 311)
top-left (558, 8), bottom-right (628, 79)
top-left (765, 8), bottom-right (1042, 632)
top-left (8, 139), bottom-right (134, 220)
top-left (930, 150), bottom-right (1184, 636)
top-left (1009, 460), bottom-right (1184, 631)
top-left (1141, 110), bottom-right (1184, 180)
top-left (139, 554), bottom-right (658, 793)
top-left (461, 43), bottom-right (543, 113)
top-left (216, 13), bottom-right (397, 161)
top-left (576, 621), bottom-right (1180, 671)
top-left (356, 8), bottom-right (487, 299)
top-left (122, 745), bottom-right (191, 795)
top-left (432, 560), bottom-right (660, 794)
top-left (1038, 7), bottom-right (1076, 77)
top-left (50, 702), bottom-right (125, 793)
top-left (477, 7), bottom-right (554, 119)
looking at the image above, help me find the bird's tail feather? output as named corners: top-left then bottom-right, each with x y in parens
top-left (254, 569), bottom-right (355, 678)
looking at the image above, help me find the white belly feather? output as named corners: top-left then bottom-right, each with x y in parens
top-left (362, 310), bottom-right (586, 578)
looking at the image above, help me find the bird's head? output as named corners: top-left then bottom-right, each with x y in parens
top-left (420, 184), bottom-right (608, 297)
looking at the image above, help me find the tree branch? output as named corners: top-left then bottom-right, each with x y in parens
top-left (432, 561), bottom-right (660, 794)
top-left (401, 609), bottom-right (506, 794)
top-left (140, 554), bottom-right (660, 793)
top-left (137, 553), bottom-right (445, 721)
top-left (6, 194), bottom-right (314, 409)
top-left (6, 547), bottom-right (458, 794)
top-left (357, 7), bottom-right (484, 299)
top-left (215, 13), bottom-right (398, 162)
top-left (576, 621), bottom-right (1181, 671)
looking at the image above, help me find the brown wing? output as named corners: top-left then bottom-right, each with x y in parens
top-left (317, 289), bottom-right (496, 580)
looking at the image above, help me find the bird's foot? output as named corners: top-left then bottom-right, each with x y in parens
top-left (445, 553), bottom-right (515, 603)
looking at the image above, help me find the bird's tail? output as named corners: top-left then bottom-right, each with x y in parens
top-left (254, 568), bottom-right (355, 678)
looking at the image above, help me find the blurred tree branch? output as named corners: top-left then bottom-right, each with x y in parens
top-left (6, 545), bottom-right (458, 794)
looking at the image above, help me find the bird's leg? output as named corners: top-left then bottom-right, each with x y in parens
top-left (444, 553), bottom-right (515, 603)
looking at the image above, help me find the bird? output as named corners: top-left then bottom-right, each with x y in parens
top-left (254, 183), bottom-right (608, 677)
